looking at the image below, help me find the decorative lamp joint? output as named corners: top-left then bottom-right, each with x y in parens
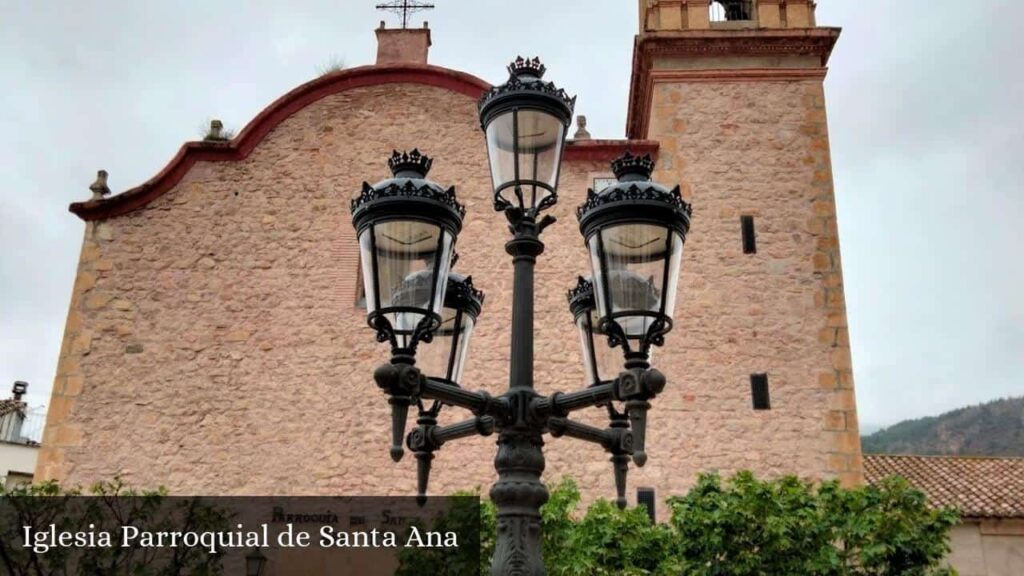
top-left (615, 368), bottom-right (666, 401)
top-left (373, 362), bottom-right (424, 398)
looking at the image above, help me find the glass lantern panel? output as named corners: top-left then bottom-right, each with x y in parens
top-left (417, 308), bottom-right (476, 385)
top-left (515, 109), bottom-right (564, 208)
top-left (358, 229), bottom-right (378, 312)
top-left (449, 314), bottom-right (475, 385)
top-left (485, 111), bottom-right (516, 192)
top-left (485, 109), bottom-right (565, 210)
top-left (662, 232), bottom-right (684, 320)
top-left (371, 220), bottom-right (454, 347)
top-left (575, 313), bottom-right (599, 386)
top-left (576, 311), bottom-right (624, 386)
top-left (588, 223), bottom-right (682, 343)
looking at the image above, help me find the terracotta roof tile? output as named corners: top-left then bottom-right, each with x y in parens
top-left (864, 454), bottom-right (1024, 519)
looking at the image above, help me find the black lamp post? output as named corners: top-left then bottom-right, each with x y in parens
top-left (350, 57), bottom-right (692, 576)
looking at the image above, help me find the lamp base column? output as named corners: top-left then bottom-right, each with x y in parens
top-left (490, 430), bottom-right (547, 576)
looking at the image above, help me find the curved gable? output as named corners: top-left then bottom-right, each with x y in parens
top-left (70, 64), bottom-right (490, 221)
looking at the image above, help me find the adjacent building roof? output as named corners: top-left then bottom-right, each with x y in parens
top-left (864, 454), bottom-right (1024, 519)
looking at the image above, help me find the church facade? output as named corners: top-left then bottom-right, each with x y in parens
top-left (38, 0), bottom-right (859, 508)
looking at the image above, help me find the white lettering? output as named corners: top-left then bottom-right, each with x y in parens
top-left (23, 524), bottom-right (111, 554)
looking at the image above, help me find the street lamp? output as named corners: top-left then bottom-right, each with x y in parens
top-left (351, 148), bottom-right (463, 353)
top-left (350, 58), bottom-right (692, 576)
top-left (351, 149), bottom-right (465, 461)
top-left (479, 56), bottom-right (575, 216)
top-left (408, 271), bottom-right (488, 504)
top-left (577, 152), bottom-right (691, 466)
top-left (245, 547), bottom-right (266, 576)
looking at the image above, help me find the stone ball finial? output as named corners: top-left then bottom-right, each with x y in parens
top-left (573, 115), bottom-right (591, 140)
top-left (89, 170), bottom-right (111, 200)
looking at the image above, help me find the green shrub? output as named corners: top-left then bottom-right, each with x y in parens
top-left (409, 471), bottom-right (959, 575)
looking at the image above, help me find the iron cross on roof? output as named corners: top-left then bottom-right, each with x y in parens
top-left (376, 0), bottom-right (435, 29)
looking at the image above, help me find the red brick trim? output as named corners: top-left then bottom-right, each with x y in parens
top-left (564, 139), bottom-right (660, 163)
top-left (70, 64), bottom-right (491, 221)
top-left (625, 28), bottom-right (840, 139)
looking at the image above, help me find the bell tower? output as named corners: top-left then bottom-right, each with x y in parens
top-left (627, 1), bottom-right (862, 486)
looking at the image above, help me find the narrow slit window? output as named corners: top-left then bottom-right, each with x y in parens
top-left (751, 373), bottom-right (770, 410)
top-left (637, 487), bottom-right (656, 522)
top-left (741, 215), bottom-right (757, 254)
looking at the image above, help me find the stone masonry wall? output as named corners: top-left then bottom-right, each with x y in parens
top-left (643, 77), bottom-right (862, 489)
top-left (39, 74), bottom-right (859, 507)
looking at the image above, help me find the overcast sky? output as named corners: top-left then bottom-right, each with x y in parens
top-left (0, 1), bottom-right (1021, 429)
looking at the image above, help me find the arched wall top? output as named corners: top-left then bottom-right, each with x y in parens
top-left (70, 64), bottom-right (492, 221)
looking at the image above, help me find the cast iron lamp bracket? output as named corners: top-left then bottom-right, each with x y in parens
top-left (353, 59), bottom-right (690, 575)
top-left (371, 351), bottom-right (667, 504)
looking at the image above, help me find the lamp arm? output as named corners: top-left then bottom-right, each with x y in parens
top-left (407, 415), bottom-right (495, 506)
top-left (547, 417), bottom-right (616, 449)
top-left (431, 415), bottom-right (496, 445)
top-left (531, 382), bottom-right (618, 417)
top-left (548, 415), bottom-right (634, 510)
top-left (420, 378), bottom-right (506, 418)
top-left (532, 367), bottom-right (667, 419)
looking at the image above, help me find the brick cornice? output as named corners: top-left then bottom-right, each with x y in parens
top-left (70, 64), bottom-right (491, 221)
top-left (564, 139), bottom-right (659, 163)
top-left (626, 27), bottom-right (840, 139)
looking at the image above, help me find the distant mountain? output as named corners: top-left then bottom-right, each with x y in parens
top-left (859, 423), bottom-right (884, 436)
top-left (861, 396), bottom-right (1024, 456)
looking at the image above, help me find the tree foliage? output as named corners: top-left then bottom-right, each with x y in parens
top-left (0, 478), bottom-right (229, 576)
top-left (664, 472), bottom-right (959, 576)
top-left (394, 493), bottom-right (483, 576)
top-left (403, 472), bottom-right (959, 575)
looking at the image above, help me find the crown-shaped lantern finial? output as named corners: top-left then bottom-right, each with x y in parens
top-left (465, 275), bottom-right (485, 306)
top-left (387, 149), bottom-right (433, 178)
top-left (567, 276), bottom-right (596, 317)
top-left (507, 56), bottom-right (546, 79)
top-left (567, 276), bottom-right (593, 305)
top-left (458, 275), bottom-right (486, 308)
top-left (611, 152), bottom-right (655, 181)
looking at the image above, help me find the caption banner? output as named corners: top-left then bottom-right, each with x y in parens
top-left (0, 495), bottom-right (481, 575)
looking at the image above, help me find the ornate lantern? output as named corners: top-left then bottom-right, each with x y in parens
top-left (567, 276), bottom-right (621, 387)
top-left (245, 548), bottom-right (267, 576)
top-left (576, 153), bottom-right (692, 359)
top-left (417, 272), bottom-right (484, 387)
top-left (350, 150), bottom-right (465, 353)
top-left (478, 56), bottom-right (575, 216)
